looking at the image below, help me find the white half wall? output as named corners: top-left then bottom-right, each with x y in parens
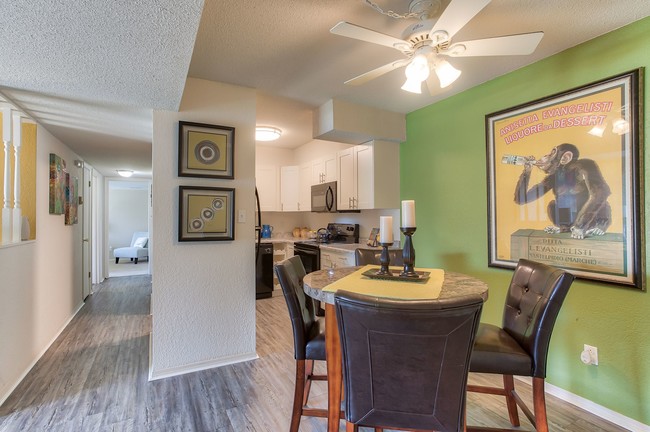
top-left (0, 124), bottom-right (84, 405)
top-left (150, 78), bottom-right (257, 378)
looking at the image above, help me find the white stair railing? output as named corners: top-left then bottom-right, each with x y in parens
top-left (2, 107), bottom-right (12, 244)
top-left (12, 112), bottom-right (22, 242)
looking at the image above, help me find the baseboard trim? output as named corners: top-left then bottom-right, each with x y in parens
top-left (148, 351), bottom-right (259, 381)
top-left (516, 377), bottom-right (650, 431)
top-left (0, 301), bottom-right (85, 406)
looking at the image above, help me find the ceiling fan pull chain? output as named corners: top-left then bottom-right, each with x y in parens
top-left (363, 0), bottom-right (421, 20)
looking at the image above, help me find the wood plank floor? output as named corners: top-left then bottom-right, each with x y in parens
top-left (0, 275), bottom-right (629, 431)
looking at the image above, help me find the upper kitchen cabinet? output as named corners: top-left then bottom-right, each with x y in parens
top-left (337, 140), bottom-right (399, 210)
top-left (280, 165), bottom-right (300, 211)
top-left (298, 162), bottom-right (312, 211)
top-left (256, 166), bottom-right (280, 211)
top-left (312, 154), bottom-right (336, 184)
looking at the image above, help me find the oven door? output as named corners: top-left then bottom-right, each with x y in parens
top-left (294, 244), bottom-right (320, 274)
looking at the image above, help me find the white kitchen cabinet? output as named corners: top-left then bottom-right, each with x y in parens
top-left (280, 166), bottom-right (299, 211)
top-left (255, 166), bottom-right (280, 211)
top-left (298, 163), bottom-right (312, 211)
top-left (336, 140), bottom-right (399, 210)
top-left (312, 154), bottom-right (337, 184)
top-left (337, 147), bottom-right (356, 210)
top-left (320, 247), bottom-right (355, 269)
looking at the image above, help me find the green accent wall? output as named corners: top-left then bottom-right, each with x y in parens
top-left (402, 17), bottom-right (649, 425)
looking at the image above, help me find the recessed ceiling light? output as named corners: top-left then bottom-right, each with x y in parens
top-left (256, 126), bottom-right (282, 141)
top-left (116, 169), bottom-right (134, 178)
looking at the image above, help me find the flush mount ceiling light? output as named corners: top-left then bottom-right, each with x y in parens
top-left (255, 126), bottom-right (282, 141)
top-left (116, 169), bottom-right (134, 178)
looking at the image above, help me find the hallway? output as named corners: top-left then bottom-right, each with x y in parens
top-left (0, 276), bottom-right (629, 431)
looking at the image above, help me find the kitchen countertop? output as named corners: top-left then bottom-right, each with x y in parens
top-left (260, 238), bottom-right (400, 253)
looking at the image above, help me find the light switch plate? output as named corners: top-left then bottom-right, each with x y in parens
top-left (237, 209), bottom-right (246, 223)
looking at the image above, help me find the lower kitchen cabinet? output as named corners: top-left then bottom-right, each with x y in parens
top-left (320, 247), bottom-right (355, 269)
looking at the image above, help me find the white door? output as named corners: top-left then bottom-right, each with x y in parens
top-left (82, 163), bottom-right (93, 299)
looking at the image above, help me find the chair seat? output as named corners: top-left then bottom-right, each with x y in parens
top-left (305, 318), bottom-right (326, 361)
top-left (114, 246), bottom-right (148, 259)
top-left (470, 323), bottom-right (532, 377)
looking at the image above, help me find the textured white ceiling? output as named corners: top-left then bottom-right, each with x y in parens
top-left (0, 0), bottom-right (203, 176)
top-left (0, 0), bottom-right (649, 175)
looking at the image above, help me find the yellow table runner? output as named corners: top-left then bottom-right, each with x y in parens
top-left (323, 265), bottom-right (445, 300)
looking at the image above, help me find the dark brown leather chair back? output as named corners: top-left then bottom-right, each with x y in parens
top-left (502, 258), bottom-right (574, 378)
top-left (274, 256), bottom-right (318, 360)
top-left (335, 290), bottom-right (483, 431)
top-left (354, 248), bottom-right (404, 266)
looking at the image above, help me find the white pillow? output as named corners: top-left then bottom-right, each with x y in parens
top-left (133, 237), bottom-right (148, 248)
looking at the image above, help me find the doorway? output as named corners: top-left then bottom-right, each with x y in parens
top-left (107, 179), bottom-right (151, 277)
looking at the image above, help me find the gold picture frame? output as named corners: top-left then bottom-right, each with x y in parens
top-left (178, 121), bottom-right (235, 179)
top-left (178, 186), bottom-right (235, 242)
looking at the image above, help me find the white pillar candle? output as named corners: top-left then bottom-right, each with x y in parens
top-left (379, 216), bottom-right (393, 244)
top-left (402, 200), bottom-right (416, 228)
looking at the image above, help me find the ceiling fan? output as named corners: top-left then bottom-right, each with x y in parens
top-left (331, 0), bottom-right (544, 94)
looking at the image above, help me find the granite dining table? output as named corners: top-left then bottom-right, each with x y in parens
top-left (303, 265), bottom-right (489, 432)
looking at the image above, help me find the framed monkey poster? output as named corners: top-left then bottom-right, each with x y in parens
top-left (485, 69), bottom-right (644, 289)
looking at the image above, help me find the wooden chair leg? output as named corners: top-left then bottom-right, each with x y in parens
top-left (532, 377), bottom-right (549, 432)
top-left (503, 374), bottom-right (520, 427)
top-left (345, 421), bottom-right (358, 431)
top-left (303, 360), bottom-right (314, 406)
top-left (291, 360), bottom-right (306, 432)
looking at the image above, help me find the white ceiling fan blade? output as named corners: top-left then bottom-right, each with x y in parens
top-left (445, 32), bottom-right (544, 57)
top-left (331, 21), bottom-right (409, 51)
top-left (428, 0), bottom-right (491, 42)
top-left (344, 60), bottom-right (409, 86)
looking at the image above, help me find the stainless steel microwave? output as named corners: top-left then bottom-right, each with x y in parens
top-left (311, 181), bottom-right (337, 212)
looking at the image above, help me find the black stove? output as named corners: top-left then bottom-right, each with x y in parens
top-left (296, 223), bottom-right (359, 247)
top-left (294, 223), bottom-right (359, 274)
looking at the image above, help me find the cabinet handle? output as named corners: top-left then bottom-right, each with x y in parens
top-left (297, 202), bottom-right (300, 211)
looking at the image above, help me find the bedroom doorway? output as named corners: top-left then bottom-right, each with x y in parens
top-left (107, 179), bottom-right (151, 277)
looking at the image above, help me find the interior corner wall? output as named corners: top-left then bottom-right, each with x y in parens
top-left (401, 17), bottom-right (650, 426)
top-left (0, 124), bottom-right (84, 405)
top-left (150, 78), bottom-right (257, 378)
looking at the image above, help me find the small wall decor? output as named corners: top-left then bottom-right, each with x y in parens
top-left (486, 69), bottom-right (643, 289)
top-left (49, 153), bottom-right (66, 214)
top-left (64, 175), bottom-right (78, 225)
top-left (179, 186), bottom-right (235, 241)
top-left (178, 121), bottom-right (235, 179)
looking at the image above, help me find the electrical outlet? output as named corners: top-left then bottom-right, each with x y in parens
top-left (581, 344), bottom-right (598, 366)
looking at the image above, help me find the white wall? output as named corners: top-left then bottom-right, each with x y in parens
top-left (150, 78), bottom-right (257, 379)
top-left (0, 124), bottom-right (84, 404)
top-left (256, 145), bottom-right (294, 167)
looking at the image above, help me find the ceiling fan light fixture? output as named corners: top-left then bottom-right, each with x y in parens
top-left (401, 77), bottom-right (424, 94)
top-left (401, 54), bottom-right (430, 93)
top-left (256, 126), bottom-right (282, 141)
top-left (434, 59), bottom-right (461, 88)
top-left (116, 169), bottom-right (134, 178)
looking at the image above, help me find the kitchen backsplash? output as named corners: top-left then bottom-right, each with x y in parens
top-left (261, 208), bottom-right (400, 242)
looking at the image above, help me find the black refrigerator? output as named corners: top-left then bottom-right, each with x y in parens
top-left (255, 188), bottom-right (274, 299)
